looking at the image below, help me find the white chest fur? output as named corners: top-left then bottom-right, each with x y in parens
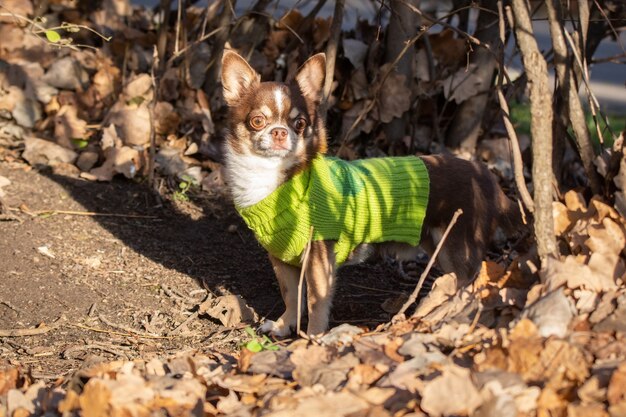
top-left (224, 146), bottom-right (293, 208)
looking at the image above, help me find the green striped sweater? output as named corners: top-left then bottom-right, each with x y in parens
top-left (237, 154), bottom-right (430, 266)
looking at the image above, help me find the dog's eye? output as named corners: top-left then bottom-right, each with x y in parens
top-left (249, 115), bottom-right (266, 130)
top-left (294, 117), bottom-right (307, 132)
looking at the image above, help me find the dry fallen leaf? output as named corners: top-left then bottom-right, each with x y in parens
top-left (541, 256), bottom-right (609, 292)
top-left (22, 136), bottom-right (77, 166)
top-left (412, 273), bottom-right (458, 319)
top-left (123, 73), bottom-right (153, 101)
top-left (536, 387), bottom-right (567, 417)
top-left (54, 105), bottom-right (88, 149)
top-left (524, 287), bottom-right (575, 338)
top-left (92, 62), bottom-right (121, 101)
top-left (594, 293), bottom-right (626, 333)
top-left (78, 380), bottom-right (111, 417)
top-left (269, 391), bottom-right (369, 417)
top-left (42, 57), bottom-right (89, 91)
top-left (198, 295), bottom-right (257, 327)
top-left (375, 64), bottom-right (411, 123)
top-left (567, 403), bottom-right (609, 417)
top-left (429, 29), bottom-right (467, 69)
top-left (0, 368), bottom-right (19, 396)
top-left (420, 364), bottom-right (482, 416)
top-left (153, 102), bottom-right (180, 135)
top-left (608, 362), bottom-right (626, 406)
top-left (506, 319), bottom-right (543, 378)
top-left (105, 101), bottom-right (151, 146)
top-left (441, 64), bottom-right (487, 104)
top-left (84, 146), bottom-right (140, 181)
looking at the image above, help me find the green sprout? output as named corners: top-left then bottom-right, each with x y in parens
top-left (172, 175), bottom-right (197, 202)
top-left (241, 326), bottom-right (279, 353)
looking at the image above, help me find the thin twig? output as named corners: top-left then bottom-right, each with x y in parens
top-left (265, 11), bottom-right (305, 45)
top-left (497, 88), bottom-right (534, 212)
top-left (148, 45), bottom-right (159, 188)
top-left (496, 0), bottom-right (533, 212)
top-left (0, 316), bottom-right (64, 337)
top-left (71, 323), bottom-right (174, 339)
top-left (63, 342), bottom-right (131, 360)
top-left (168, 312), bottom-right (200, 336)
top-left (563, 29), bottom-right (617, 142)
top-left (297, 226), bottom-right (315, 335)
top-left (284, 0), bottom-right (328, 53)
top-left (168, 27), bottom-right (224, 64)
top-left (98, 314), bottom-right (161, 338)
top-left (0, 300), bottom-right (25, 314)
top-left (395, 0), bottom-right (484, 47)
top-left (393, 209), bottom-right (463, 320)
top-left (0, 6), bottom-right (110, 51)
top-left (174, 0), bottom-right (183, 55)
top-left (7, 206), bottom-right (156, 219)
top-left (591, 0), bottom-right (626, 56)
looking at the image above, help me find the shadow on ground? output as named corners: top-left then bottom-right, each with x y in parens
top-left (42, 170), bottom-right (415, 329)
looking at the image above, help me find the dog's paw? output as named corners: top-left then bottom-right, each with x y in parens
top-left (259, 319), bottom-right (292, 337)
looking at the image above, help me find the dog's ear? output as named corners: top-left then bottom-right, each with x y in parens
top-left (294, 53), bottom-right (326, 103)
top-left (221, 50), bottom-right (261, 106)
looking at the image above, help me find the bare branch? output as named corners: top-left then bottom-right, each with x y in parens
top-left (546, 0), bottom-right (601, 195)
top-left (510, 0), bottom-right (557, 263)
top-left (393, 209), bottom-right (463, 320)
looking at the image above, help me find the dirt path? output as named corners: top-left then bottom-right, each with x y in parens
top-left (0, 161), bottom-right (415, 377)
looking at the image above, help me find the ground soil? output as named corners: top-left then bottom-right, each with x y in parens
top-left (0, 161), bottom-right (421, 378)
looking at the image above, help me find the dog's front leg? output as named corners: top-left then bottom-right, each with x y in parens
top-left (260, 255), bottom-right (300, 337)
top-left (305, 241), bottom-right (337, 336)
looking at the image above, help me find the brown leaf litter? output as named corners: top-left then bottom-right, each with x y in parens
top-left (1, 0), bottom-right (626, 416)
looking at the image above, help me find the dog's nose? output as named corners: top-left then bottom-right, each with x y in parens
top-left (271, 128), bottom-right (288, 145)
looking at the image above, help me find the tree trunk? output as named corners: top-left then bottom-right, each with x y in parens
top-left (445, 0), bottom-right (500, 154)
top-left (204, 0), bottom-right (235, 95)
top-left (546, 0), bottom-right (601, 195)
top-left (322, 0), bottom-right (345, 114)
top-left (384, 0), bottom-right (419, 153)
top-left (511, 0), bottom-right (557, 265)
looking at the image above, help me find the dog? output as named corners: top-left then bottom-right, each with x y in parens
top-left (220, 50), bottom-right (523, 336)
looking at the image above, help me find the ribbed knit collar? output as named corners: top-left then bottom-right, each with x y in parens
top-left (236, 155), bottom-right (319, 226)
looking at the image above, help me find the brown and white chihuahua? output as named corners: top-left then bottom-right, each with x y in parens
top-left (221, 50), bottom-right (522, 336)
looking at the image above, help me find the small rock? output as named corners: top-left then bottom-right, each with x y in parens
top-left (37, 246), bottom-right (55, 259)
